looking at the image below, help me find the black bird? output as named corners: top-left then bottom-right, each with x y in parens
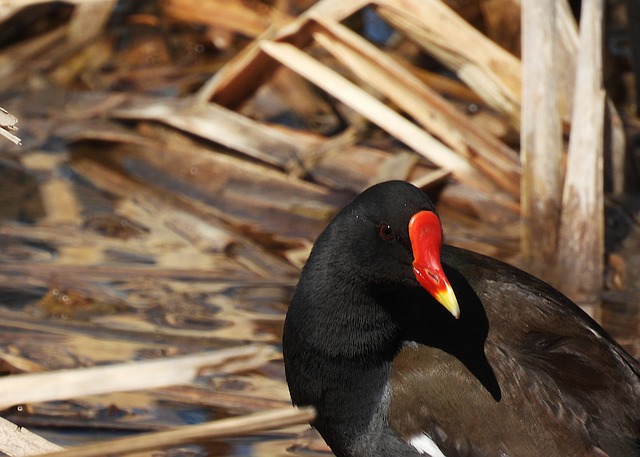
top-left (282, 180), bottom-right (640, 457)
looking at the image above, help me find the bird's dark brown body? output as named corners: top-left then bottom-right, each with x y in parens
top-left (282, 181), bottom-right (640, 457)
top-left (390, 246), bottom-right (640, 456)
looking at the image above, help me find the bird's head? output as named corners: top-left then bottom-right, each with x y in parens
top-left (321, 180), bottom-right (460, 319)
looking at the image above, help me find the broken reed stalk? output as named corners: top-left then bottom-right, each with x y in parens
top-left (112, 95), bottom-right (313, 170)
top-left (258, 41), bottom-right (474, 178)
top-left (520, 0), bottom-right (564, 284)
top-left (0, 345), bottom-right (276, 410)
top-left (0, 125), bottom-right (20, 145)
top-left (34, 406), bottom-right (316, 457)
top-left (0, 106), bottom-right (20, 145)
top-left (375, 0), bottom-right (522, 128)
top-left (196, 0), bottom-right (370, 106)
top-left (557, 0), bottom-right (606, 310)
top-left (311, 17), bottom-right (521, 198)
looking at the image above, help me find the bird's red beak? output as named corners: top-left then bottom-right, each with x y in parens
top-left (408, 210), bottom-right (460, 319)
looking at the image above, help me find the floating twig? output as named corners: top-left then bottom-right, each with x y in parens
top-left (35, 406), bottom-right (315, 457)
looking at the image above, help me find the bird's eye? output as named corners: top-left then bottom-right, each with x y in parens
top-left (379, 223), bottom-right (394, 241)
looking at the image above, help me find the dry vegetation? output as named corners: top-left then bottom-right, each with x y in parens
top-left (0, 0), bottom-right (638, 455)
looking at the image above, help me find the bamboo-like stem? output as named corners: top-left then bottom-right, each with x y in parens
top-left (520, 0), bottom-right (564, 283)
top-left (557, 0), bottom-right (605, 309)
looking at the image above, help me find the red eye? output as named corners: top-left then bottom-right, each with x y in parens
top-left (379, 223), bottom-right (394, 241)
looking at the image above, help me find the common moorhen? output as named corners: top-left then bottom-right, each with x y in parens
top-left (282, 180), bottom-right (640, 457)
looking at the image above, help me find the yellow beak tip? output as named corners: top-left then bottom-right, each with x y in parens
top-left (436, 285), bottom-right (460, 319)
